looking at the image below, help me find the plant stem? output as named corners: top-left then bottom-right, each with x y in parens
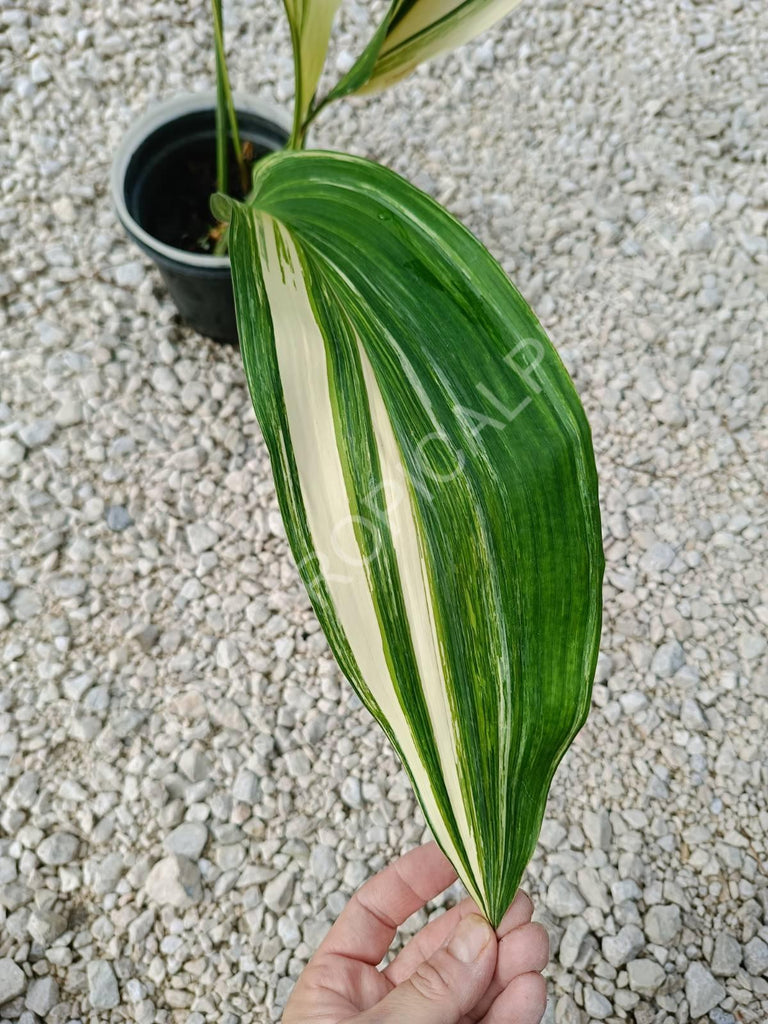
top-left (211, 0), bottom-right (249, 194)
top-left (285, 13), bottom-right (305, 149)
top-left (213, 225), bottom-right (230, 256)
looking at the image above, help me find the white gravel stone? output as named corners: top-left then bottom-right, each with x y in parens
top-left (739, 632), bottom-right (766, 660)
top-left (651, 641), bottom-right (685, 678)
top-left (539, 819), bottom-right (567, 852)
top-left (115, 261), bottom-right (144, 288)
top-left (128, 908), bottom-right (155, 946)
top-left (186, 523), bottom-right (219, 555)
top-left (627, 958), bottom-right (666, 996)
top-left (216, 638), bottom-right (240, 668)
top-left (165, 822), bottom-right (208, 860)
top-left (36, 831), bottom-right (78, 865)
top-left (680, 697), bottom-right (708, 731)
top-left (106, 504), bottom-right (133, 531)
top-left (10, 588), bottom-right (41, 621)
top-left (555, 994), bottom-right (581, 1024)
top-left (17, 419), bottom-right (55, 448)
top-left (744, 936), bottom-right (768, 976)
top-left (546, 876), bottom-right (586, 918)
top-left (309, 844), bottom-right (337, 883)
top-left (582, 809), bottom-right (612, 851)
top-left (87, 960), bottom-right (119, 1009)
top-left (340, 776), bottom-right (363, 808)
top-left (0, 959), bottom-right (26, 1004)
top-left (685, 962), bottom-right (726, 1018)
top-left (144, 855), bottom-right (202, 908)
top-left (30, 57), bottom-right (51, 84)
top-left (178, 748), bottom-right (211, 782)
top-left (644, 904), bottom-right (681, 945)
top-left (62, 672), bottom-right (93, 701)
top-left (27, 909), bottom-right (67, 945)
top-left (284, 749), bottom-right (311, 777)
top-left (584, 986), bottom-right (611, 1019)
top-left (559, 917), bottom-right (590, 969)
top-left (233, 768), bottom-right (260, 803)
top-left (639, 541), bottom-right (675, 574)
top-left (0, 438), bottom-right (25, 469)
top-left (54, 395), bottom-right (83, 426)
top-left (711, 932), bottom-right (742, 976)
top-left (125, 978), bottom-right (147, 1003)
top-left (602, 924), bottom-right (644, 967)
top-left (25, 976), bottom-right (59, 1016)
top-left (264, 871), bottom-right (295, 914)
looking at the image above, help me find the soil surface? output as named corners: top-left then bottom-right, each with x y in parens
top-left (141, 139), bottom-right (264, 254)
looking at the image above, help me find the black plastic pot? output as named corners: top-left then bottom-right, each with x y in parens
top-left (111, 94), bottom-right (289, 343)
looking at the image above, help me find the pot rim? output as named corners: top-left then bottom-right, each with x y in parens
top-left (110, 91), bottom-right (290, 269)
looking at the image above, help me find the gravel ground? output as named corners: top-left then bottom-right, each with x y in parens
top-left (1, 0), bottom-right (766, 1021)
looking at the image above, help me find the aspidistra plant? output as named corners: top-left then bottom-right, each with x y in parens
top-left (214, 1), bottom-right (604, 927)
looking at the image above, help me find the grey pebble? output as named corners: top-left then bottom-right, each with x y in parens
top-left (685, 962), bottom-right (726, 1018)
top-left (711, 932), bottom-right (742, 976)
top-left (744, 936), bottom-right (768, 977)
top-left (651, 641), bottom-right (685, 678)
top-left (25, 976), bottom-right (59, 1016)
top-left (644, 904), bottom-right (681, 945)
top-left (0, 958), bottom-right (26, 1004)
top-left (106, 505), bottom-right (133, 531)
top-left (27, 908), bottom-right (67, 945)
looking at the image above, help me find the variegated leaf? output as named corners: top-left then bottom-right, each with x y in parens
top-left (214, 150), bottom-right (603, 925)
top-left (324, 0), bottom-right (526, 100)
top-left (282, 0), bottom-right (343, 134)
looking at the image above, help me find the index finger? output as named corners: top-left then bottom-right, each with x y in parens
top-left (316, 842), bottom-right (458, 966)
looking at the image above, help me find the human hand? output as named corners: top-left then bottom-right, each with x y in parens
top-left (283, 842), bottom-right (549, 1024)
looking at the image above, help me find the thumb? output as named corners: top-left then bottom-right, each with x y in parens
top-left (363, 913), bottom-right (496, 1024)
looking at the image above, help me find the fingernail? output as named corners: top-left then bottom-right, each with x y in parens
top-left (447, 914), bottom-right (492, 963)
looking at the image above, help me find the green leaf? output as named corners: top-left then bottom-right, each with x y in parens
top-left (283, 0), bottom-right (343, 143)
top-left (323, 0), bottom-right (526, 99)
top-left (228, 150), bottom-right (603, 925)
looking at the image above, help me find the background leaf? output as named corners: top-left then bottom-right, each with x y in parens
top-left (282, 0), bottom-right (343, 140)
top-left (320, 0), bottom-right (526, 101)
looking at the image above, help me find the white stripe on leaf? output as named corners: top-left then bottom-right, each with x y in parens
top-left (358, 341), bottom-right (484, 897)
top-left (258, 213), bottom-right (485, 908)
